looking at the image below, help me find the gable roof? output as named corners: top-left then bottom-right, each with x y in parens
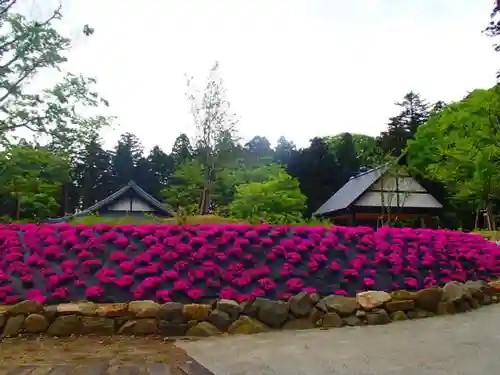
top-left (47, 181), bottom-right (175, 222)
top-left (313, 166), bottom-right (387, 216)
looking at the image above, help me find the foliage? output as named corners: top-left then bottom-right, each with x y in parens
top-left (0, 223), bottom-right (499, 304)
top-left (378, 91), bottom-right (429, 156)
top-left (408, 86), bottom-right (500, 229)
top-left (0, 145), bottom-right (69, 218)
top-left (171, 133), bottom-right (193, 166)
top-left (229, 171), bottom-right (307, 224)
top-left (162, 159), bottom-right (204, 214)
top-left (0, 1), bottom-right (112, 146)
top-left (484, 1), bottom-right (500, 76)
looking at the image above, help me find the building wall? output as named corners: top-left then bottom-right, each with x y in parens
top-left (106, 197), bottom-right (157, 212)
top-left (354, 191), bottom-right (442, 208)
top-left (371, 176), bottom-right (426, 192)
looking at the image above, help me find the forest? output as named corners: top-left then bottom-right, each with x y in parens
top-left (1, 0), bottom-right (500, 231)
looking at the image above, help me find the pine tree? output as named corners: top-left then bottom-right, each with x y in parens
top-left (111, 133), bottom-right (144, 188)
top-left (171, 133), bottom-right (193, 166)
top-left (73, 135), bottom-right (113, 209)
top-left (378, 91), bottom-right (429, 156)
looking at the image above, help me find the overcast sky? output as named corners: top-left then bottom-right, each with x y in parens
top-left (38, 0), bottom-right (499, 151)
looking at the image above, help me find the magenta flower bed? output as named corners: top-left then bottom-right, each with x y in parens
top-left (0, 223), bottom-right (499, 304)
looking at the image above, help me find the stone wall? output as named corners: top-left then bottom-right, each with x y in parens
top-left (1, 280), bottom-right (499, 338)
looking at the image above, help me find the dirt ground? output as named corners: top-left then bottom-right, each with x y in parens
top-left (0, 335), bottom-right (191, 372)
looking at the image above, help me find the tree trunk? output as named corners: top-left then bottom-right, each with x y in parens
top-left (15, 193), bottom-right (20, 220)
top-left (485, 201), bottom-right (494, 231)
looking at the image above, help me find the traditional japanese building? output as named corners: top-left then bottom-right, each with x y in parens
top-left (48, 181), bottom-right (175, 222)
top-left (313, 166), bottom-right (442, 227)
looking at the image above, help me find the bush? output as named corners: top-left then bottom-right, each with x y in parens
top-left (0, 223), bottom-right (499, 304)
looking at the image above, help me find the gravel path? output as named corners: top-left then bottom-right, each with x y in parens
top-left (178, 305), bottom-right (500, 375)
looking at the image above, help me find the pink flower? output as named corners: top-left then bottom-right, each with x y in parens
top-left (85, 286), bottom-right (104, 299)
top-left (330, 261), bottom-right (342, 271)
top-left (173, 279), bottom-right (190, 291)
top-left (286, 278), bottom-right (304, 291)
top-left (219, 287), bottom-right (236, 300)
top-left (162, 270), bottom-right (179, 280)
top-left (116, 275), bottom-right (134, 287)
top-left (156, 290), bottom-right (171, 302)
top-left (186, 288), bottom-right (204, 300)
top-left (363, 277), bottom-right (375, 287)
top-left (119, 261), bottom-right (135, 273)
top-left (52, 287), bottom-right (69, 299)
top-left (404, 277), bottom-right (418, 288)
top-left (258, 277), bottom-right (277, 291)
top-left (141, 276), bottom-right (162, 289)
top-left (251, 288), bottom-right (265, 298)
top-left (109, 251), bottom-right (129, 262)
top-left (302, 287), bottom-right (317, 294)
top-left (25, 289), bottom-right (46, 304)
top-left (113, 236), bottom-right (129, 247)
top-left (280, 263), bottom-right (293, 277)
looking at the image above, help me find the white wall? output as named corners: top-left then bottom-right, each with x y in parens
top-left (371, 176), bottom-right (426, 192)
top-left (107, 198), bottom-right (156, 212)
top-left (354, 191), bottom-right (442, 208)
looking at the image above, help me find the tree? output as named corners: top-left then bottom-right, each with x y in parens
top-left (287, 137), bottom-right (341, 215)
top-left (0, 1), bottom-right (111, 145)
top-left (328, 132), bottom-right (360, 180)
top-left (214, 160), bottom-right (283, 213)
top-left (274, 136), bottom-right (296, 166)
top-left (145, 145), bottom-right (174, 199)
top-left (229, 170), bottom-right (307, 224)
top-left (161, 159), bottom-right (204, 214)
top-left (407, 86), bottom-right (500, 229)
top-left (171, 133), bottom-right (193, 166)
top-left (485, 1), bottom-right (500, 76)
top-left (111, 132), bottom-right (144, 189)
top-left (0, 145), bottom-right (69, 219)
top-left (73, 134), bottom-right (113, 210)
top-left (186, 61), bottom-right (238, 214)
top-left (244, 135), bottom-right (273, 166)
top-left (378, 91), bottom-right (429, 156)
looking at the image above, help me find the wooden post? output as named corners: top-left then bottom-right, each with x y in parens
top-left (350, 211), bottom-right (356, 226)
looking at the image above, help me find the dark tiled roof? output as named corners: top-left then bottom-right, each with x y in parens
top-left (313, 166), bottom-right (387, 216)
top-left (47, 181), bottom-right (175, 222)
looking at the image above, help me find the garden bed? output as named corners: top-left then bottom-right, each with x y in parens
top-left (1, 224), bottom-right (500, 304)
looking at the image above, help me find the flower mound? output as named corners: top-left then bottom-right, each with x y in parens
top-left (0, 223), bottom-right (499, 304)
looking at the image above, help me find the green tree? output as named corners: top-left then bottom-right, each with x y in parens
top-left (171, 133), bottom-right (193, 166)
top-left (214, 160), bottom-right (283, 212)
top-left (145, 145), bottom-right (174, 199)
top-left (73, 134), bottom-right (113, 210)
top-left (378, 91), bottom-right (429, 156)
top-left (111, 132), bottom-right (144, 188)
top-left (0, 1), bottom-right (111, 145)
top-left (244, 135), bottom-right (273, 166)
top-left (0, 145), bottom-right (69, 219)
top-left (407, 86), bottom-right (500, 229)
top-left (287, 137), bottom-right (340, 215)
top-left (274, 136), bottom-right (296, 166)
top-left (229, 170), bottom-right (307, 224)
top-left (161, 159), bottom-right (204, 214)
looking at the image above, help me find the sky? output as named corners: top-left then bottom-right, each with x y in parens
top-left (31, 0), bottom-right (500, 151)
